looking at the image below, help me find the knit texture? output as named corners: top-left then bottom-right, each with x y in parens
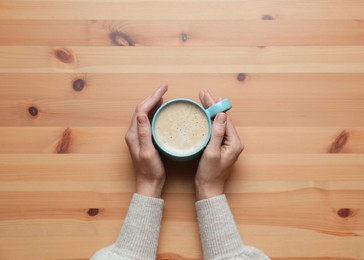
top-left (91, 193), bottom-right (269, 260)
top-left (90, 193), bottom-right (164, 260)
top-left (196, 195), bottom-right (270, 260)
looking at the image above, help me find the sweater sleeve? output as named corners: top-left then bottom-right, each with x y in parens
top-left (196, 194), bottom-right (270, 260)
top-left (90, 193), bottom-right (164, 260)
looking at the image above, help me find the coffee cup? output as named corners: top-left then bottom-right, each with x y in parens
top-left (151, 98), bottom-right (232, 161)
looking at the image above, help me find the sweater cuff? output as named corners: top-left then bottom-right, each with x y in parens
top-left (114, 193), bottom-right (164, 259)
top-left (196, 194), bottom-right (244, 260)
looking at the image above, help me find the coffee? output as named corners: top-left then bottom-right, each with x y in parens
top-left (154, 101), bottom-right (209, 155)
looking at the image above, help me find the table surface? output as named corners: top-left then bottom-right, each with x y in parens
top-left (1, 0), bottom-right (364, 259)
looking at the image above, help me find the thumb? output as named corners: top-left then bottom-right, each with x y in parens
top-left (208, 113), bottom-right (227, 151)
top-left (137, 114), bottom-right (153, 150)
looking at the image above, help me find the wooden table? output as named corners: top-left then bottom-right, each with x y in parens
top-left (1, 1), bottom-right (364, 259)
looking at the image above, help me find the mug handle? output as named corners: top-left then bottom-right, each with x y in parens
top-left (205, 99), bottom-right (232, 119)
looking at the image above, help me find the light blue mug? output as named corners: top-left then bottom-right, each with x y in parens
top-left (152, 98), bottom-right (232, 161)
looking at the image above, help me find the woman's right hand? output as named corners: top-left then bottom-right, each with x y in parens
top-left (195, 90), bottom-right (244, 200)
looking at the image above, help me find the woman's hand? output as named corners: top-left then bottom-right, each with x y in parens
top-left (125, 84), bottom-right (168, 198)
top-left (195, 90), bottom-right (244, 200)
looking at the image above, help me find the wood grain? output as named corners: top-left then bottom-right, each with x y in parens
top-left (0, 153), bottom-right (363, 258)
top-left (1, 154), bottom-right (363, 182)
top-left (1, 46), bottom-right (364, 73)
top-left (1, 73), bottom-right (364, 100)
top-left (1, 0), bottom-right (364, 20)
top-left (1, 0), bottom-right (364, 259)
top-left (1, 98), bottom-right (363, 126)
top-left (0, 127), bottom-right (363, 154)
top-left (1, 20), bottom-right (364, 46)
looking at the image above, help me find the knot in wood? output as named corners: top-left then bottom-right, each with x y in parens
top-left (73, 78), bottom-right (85, 92)
top-left (262, 14), bottom-right (274, 20)
top-left (329, 130), bottom-right (348, 153)
top-left (237, 73), bottom-right (246, 82)
top-left (337, 208), bottom-right (352, 218)
top-left (87, 208), bottom-right (99, 216)
top-left (28, 106), bottom-right (38, 117)
top-left (181, 33), bottom-right (188, 42)
top-left (110, 31), bottom-right (134, 46)
top-left (54, 48), bottom-right (74, 64)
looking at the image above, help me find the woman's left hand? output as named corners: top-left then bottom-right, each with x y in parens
top-left (125, 84), bottom-right (168, 198)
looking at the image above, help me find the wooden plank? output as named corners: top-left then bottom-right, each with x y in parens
top-left (1, 0), bottom-right (364, 20)
top-left (1, 46), bottom-right (364, 73)
top-left (0, 236), bottom-right (121, 260)
top-left (1, 20), bottom-right (364, 46)
top-left (0, 190), bottom-right (363, 228)
top-left (0, 98), bottom-right (363, 126)
top-left (1, 183), bottom-right (362, 257)
top-left (0, 127), bottom-right (128, 154)
top-left (1, 180), bottom-right (364, 195)
top-left (0, 154), bottom-right (363, 182)
top-left (1, 73), bottom-right (364, 100)
top-left (0, 127), bottom-right (363, 154)
top-left (0, 226), bottom-right (363, 259)
top-left (0, 150), bottom-right (363, 259)
top-left (0, 192), bottom-right (363, 257)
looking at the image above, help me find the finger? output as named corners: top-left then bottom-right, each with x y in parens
top-left (206, 113), bottom-right (227, 152)
top-left (148, 98), bottom-right (163, 120)
top-left (125, 131), bottom-right (138, 158)
top-left (224, 116), bottom-right (243, 151)
top-left (204, 90), bottom-right (217, 107)
top-left (225, 116), bottom-right (239, 140)
top-left (137, 114), bottom-right (154, 151)
top-left (199, 89), bottom-right (209, 108)
top-left (138, 84), bottom-right (168, 113)
top-left (129, 84), bottom-right (168, 134)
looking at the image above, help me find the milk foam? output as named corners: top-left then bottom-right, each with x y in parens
top-left (154, 101), bottom-right (209, 155)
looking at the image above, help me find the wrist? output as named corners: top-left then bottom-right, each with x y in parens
top-left (136, 179), bottom-right (164, 198)
top-left (195, 182), bottom-right (224, 201)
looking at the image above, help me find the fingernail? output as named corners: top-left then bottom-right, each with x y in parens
top-left (137, 115), bottom-right (146, 124)
top-left (216, 113), bottom-right (226, 124)
top-left (160, 84), bottom-right (168, 90)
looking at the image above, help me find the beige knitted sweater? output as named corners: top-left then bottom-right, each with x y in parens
top-left (91, 194), bottom-right (269, 260)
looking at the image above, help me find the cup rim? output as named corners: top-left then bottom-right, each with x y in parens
top-left (151, 98), bottom-right (212, 158)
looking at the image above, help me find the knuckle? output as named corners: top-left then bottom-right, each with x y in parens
top-left (204, 149), bottom-right (221, 160)
top-left (125, 133), bottom-right (131, 144)
top-left (139, 150), bottom-right (155, 161)
top-left (136, 112), bottom-right (144, 118)
top-left (239, 144), bottom-right (245, 153)
top-left (138, 127), bottom-right (149, 138)
top-left (236, 143), bottom-right (244, 154)
top-left (226, 150), bottom-right (239, 162)
top-left (135, 104), bottom-right (144, 113)
top-left (125, 131), bottom-right (138, 146)
top-left (213, 122), bottom-right (224, 131)
top-left (213, 126), bottom-right (225, 138)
